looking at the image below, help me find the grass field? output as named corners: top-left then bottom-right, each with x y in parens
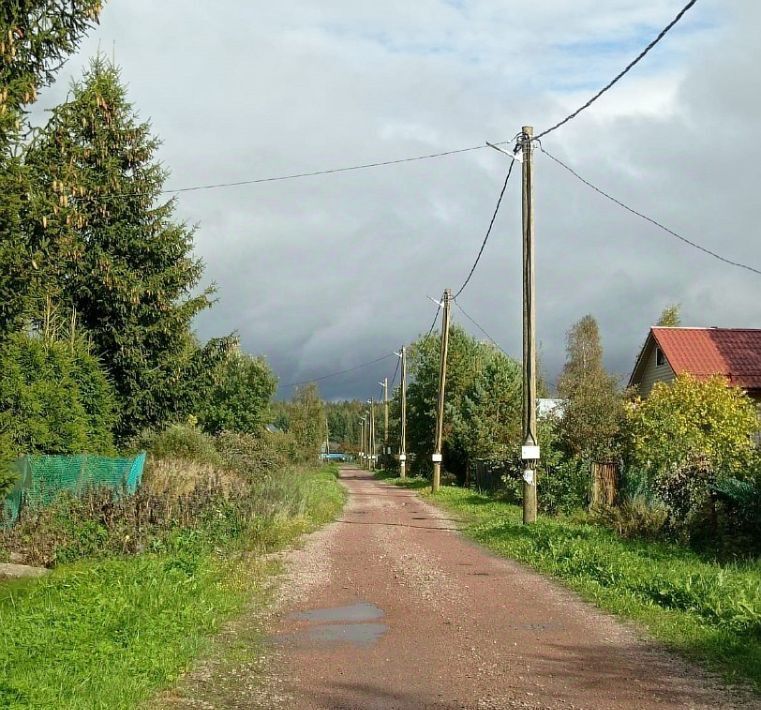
top-left (0, 465), bottom-right (345, 709)
top-left (377, 472), bottom-right (761, 693)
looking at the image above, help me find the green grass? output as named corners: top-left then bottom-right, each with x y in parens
top-left (377, 472), bottom-right (761, 693)
top-left (0, 465), bottom-right (345, 709)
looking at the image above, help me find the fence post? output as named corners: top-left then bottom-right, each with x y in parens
top-left (591, 462), bottom-right (619, 507)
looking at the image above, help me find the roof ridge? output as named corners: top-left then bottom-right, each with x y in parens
top-left (652, 326), bottom-right (761, 332)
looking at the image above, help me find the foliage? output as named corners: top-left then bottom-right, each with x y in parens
top-left (130, 422), bottom-right (223, 469)
top-left (0, 1), bottom-right (102, 336)
top-left (325, 400), bottom-right (366, 451)
top-left (386, 478), bottom-right (761, 691)
top-left (196, 349), bottom-right (277, 435)
top-left (627, 375), bottom-right (760, 534)
top-left (0, 465), bottom-right (344, 708)
top-left (556, 315), bottom-right (625, 460)
top-left (0, 331), bottom-right (115, 461)
top-left (407, 324), bottom-right (522, 479)
top-left (24, 58), bottom-right (214, 439)
top-left (452, 353), bottom-right (522, 464)
top-left (287, 383), bottom-right (326, 463)
top-left (657, 304), bottom-right (682, 327)
top-left (593, 494), bottom-right (669, 540)
top-left (215, 429), bottom-right (292, 478)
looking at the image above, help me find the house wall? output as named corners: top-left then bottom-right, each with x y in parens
top-left (634, 341), bottom-right (676, 397)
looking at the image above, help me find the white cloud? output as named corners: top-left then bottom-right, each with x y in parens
top-left (32, 0), bottom-right (760, 398)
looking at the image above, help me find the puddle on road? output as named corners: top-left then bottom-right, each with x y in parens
top-left (272, 602), bottom-right (389, 648)
top-left (291, 601), bottom-right (383, 624)
top-left (279, 622), bottom-right (388, 647)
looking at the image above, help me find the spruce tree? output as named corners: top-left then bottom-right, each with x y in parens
top-left (0, 1), bottom-right (102, 335)
top-left (25, 58), bottom-right (214, 438)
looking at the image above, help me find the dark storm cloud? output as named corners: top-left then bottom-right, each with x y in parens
top-left (36, 0), bottom-right (759, 399)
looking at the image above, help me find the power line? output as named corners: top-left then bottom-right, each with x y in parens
top-left (535, 0), bottom-right (699, 140)
top-left (281, 352), bottom-right (397, 389)
top-left (453, 156), bottom-right (517, 299)
top-left (539, 144), bottom-right (761, 277)
top-left (149, 144), bottom-right (504, 197)
top-left (282, 300), bottom-right (444, 389)
top-left (426, 304), bottom-right (441, 337)
top-left (389, 353), bottom-right (401, 391)
top-left (452, 299), bottom-right (512, 357)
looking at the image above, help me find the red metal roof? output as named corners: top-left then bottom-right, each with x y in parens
top-left (652, 327), bottom-right (761, 390)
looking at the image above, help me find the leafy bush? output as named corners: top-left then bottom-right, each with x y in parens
top-left (540, 458), bottom-right (591, 514)
top-left (196, 351), bottom-right (277, 435)
top-left (593, 494), bottom-right (669, 540)
top-left (0, 332), bottom-right (116, 460)
top-left (215, 430), bottom-right (292, 477)
top-left (130, 422), bottom-right (223, 468)
top-left (627, 375), bottom-right (760, 536)
top-left (0, 462), bottom-right (343, 568)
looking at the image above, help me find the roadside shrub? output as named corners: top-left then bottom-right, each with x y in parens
top-left (0, 332), bottom-right (116, 458)
top-left (540, 458), bottom-right (590, 514)
top-left (196, 351), bottom-right (277, 435)
top-left (131, 422), bottom-right (223, 468)
top-left (593, 494), bottom-right (669, 540)
top-left (626, 375), bottom-right (760, 537)
top-left (215, 430), bottom-right (291, 477)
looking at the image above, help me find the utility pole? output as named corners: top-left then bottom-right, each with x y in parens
top-left (399, 346), bottom-right (408, 479)
top-left (368, 398), bottom-right (376, 471)
top-left (432, 289), bottom-right (452, 493)
top-left (359, 418), bottom-right (366, 468)
top-left (521, 126), bottom-right (539, 524)
top-left (325, 417), bottom-right (330, 459)
top-left (380, 377), bottom-right (389, 468)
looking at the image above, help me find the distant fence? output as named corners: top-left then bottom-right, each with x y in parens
top-left (469, 459), bottom-right (517, 492)
top-left (2, 452), bottom-right (146, 526)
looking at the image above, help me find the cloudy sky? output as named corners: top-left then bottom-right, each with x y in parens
top-left (35, 0), bottom-right (760, 400)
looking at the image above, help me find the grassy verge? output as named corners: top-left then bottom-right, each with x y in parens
top-left (377, 472), bottom-right (761, 692)
top-left (0, 464), bottom-right (344, 709)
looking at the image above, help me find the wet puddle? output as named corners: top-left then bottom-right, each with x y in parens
top-left (272, 601), bottom-right (388, 648)
top-left (292, 601), bottom-right (383, 624)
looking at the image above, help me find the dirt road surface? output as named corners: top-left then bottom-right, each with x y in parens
top-left (177, 468), bottom-right (756, 709)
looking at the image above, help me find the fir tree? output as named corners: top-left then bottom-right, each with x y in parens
top-left (25, 58), bottom-right (214, 437)
top-left (0, 1), bottom-right (102, 335)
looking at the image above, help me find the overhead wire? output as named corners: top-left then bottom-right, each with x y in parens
top-left (281, 352), bottom-right (397, 389)
top-left (282, 300), bottom-right (442, 390)
top-left (538, 144), bottom-right (761, 277)
top-left (535, 0), bottom-right (699, 140)
top-left (89, 142), bottom-right (514, 199)
top-left (453, 155), bottom-right (517, 299)
top-left (452, 299), bottom-right (512, 357)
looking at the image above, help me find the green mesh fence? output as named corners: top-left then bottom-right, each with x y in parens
top-left (2, 452), bottom-right (146, 526)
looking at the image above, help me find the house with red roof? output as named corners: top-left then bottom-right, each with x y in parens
top-left (628, 327), bottom-right (761, 402)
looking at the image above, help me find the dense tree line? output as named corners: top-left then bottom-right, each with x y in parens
top-left (0, 4), bottom-right (279, 464)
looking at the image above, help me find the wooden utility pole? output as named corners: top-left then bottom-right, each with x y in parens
top-left (399, 346), bottom-right (408, 479)
top-left (369, 398), bottom-right (376, 471)
top-left (521, 126), bottom-right (539, 524)
top-left (432, 289), bottom-right (452, 493)
top-left (360, 418), bottom-right (366, 468)
top-left (380, 377), bottom-right (389, 468)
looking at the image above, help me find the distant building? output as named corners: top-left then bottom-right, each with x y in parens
top-left (629, 327), bottom-right (761, 402)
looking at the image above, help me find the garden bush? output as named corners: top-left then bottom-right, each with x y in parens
top-left (0, 332), bottom-right (116, 459)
